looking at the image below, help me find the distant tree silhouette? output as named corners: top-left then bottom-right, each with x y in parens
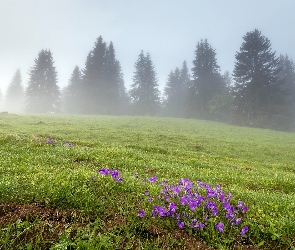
top-left (207, 71), bottom-right (233, 121)
top-left (25, 49), bottom-right (60, 113)
top-left (81, 36), bottom-right (126, 114)
top-left (0, 88), bottom-right (4, 111)
top-left (62, 66), bottom-right (82, 113)
top-left (129, 51), bottom-right (160, 116)
top-left (189, 39), bottom-right (224, 118)
top-left (4, 69), bottom-right (24, 113)
top-left (233, 29), bottom-right (290, 129)
top-left (277, 54), bottom-right (295, 126)
top-left (164, 61), bottom-right (190, 117)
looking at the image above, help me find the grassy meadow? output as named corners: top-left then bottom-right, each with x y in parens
top-left (0, 114), bottom-right (295, 249)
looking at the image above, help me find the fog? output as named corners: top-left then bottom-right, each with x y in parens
top-left (1, 0), bottom-right (295, 130)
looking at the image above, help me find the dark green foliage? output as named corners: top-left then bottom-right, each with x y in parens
top-left (163, 61), bottom-right (190, 117)
top-left (130, 51), bottom-right (160, 115)
top-left (62, 66), bottom-right (83, 114)
top-left (81, 36), bottom-right (126, 115)
top-left (189, 39), bottom-right (225, 118)
top-left (25, 49), bottom-right (61, 113)
top-left (278, 54), bottom-right (295, 123)
top-left (233, 29), bottom-right (291, 130)
top-left (4, 69), bottom-right (24, 113)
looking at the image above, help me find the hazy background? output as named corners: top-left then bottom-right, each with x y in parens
top-left (1, 0), bottom-right (295, 93)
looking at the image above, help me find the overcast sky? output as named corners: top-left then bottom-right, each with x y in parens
top-left (1, 0), bottom-right (295, 95)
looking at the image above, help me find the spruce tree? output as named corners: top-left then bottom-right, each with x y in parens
top-left (62, 66), bottom-right (82, 113)
top-left (104, 42), bottom-right (126, 114)
top-left (25, 49), bottom-right (60, 113)
top-left (189, 39), bottom-right (223, 118)
top-left (81, 37), bottom-right (126, 114)
top-left (0, 88), bottom-right (4, 111)
top-left (277, 54), bottom-right (295, 126)
top-left (233, 29), bottom-right (289, 129)
top-left (164, 61), bottom-right (190, 117)
top-left (82, 36), bottom-right (107, 114)
top-left (130, 51), bottom-right (160, 116)
top-left (4, 69), bottom-right (24, 113)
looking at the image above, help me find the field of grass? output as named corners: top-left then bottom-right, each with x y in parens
top-left (0, 114), bottom-right (295, 249)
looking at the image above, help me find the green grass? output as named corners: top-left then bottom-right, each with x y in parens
top-left (0, 114), bottom-right (295, 249)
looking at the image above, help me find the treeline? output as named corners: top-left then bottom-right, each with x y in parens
top-left (1, 29), bottom-right (295, 131)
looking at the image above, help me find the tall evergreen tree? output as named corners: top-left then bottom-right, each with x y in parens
top-left (164, 61), bottom-right (190, 117)
top-left (4, 69), bottom-right (24, 113)
top-left (207, 71), bottom-right (233, 121)
top-left (62, 66), bottom-right (82, 113)
top-left (130, 51), bottom-right (160, 115)
top-left (81, 36), bottom-right (126, 114)
top-left (0, 88), bottom-right (4, 111)
top-left (189, 39), bottom-right (224, 118)
top-left (104, 41), bottom-right (126, 114)
top-left (25, 49), bottom-right (60, 113)
top-left (82, 36), bottom-right (107, 114)
top-left (233, 29), bottom-right (289, 129)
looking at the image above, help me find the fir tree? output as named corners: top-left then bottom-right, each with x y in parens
top-left (164, 61), bottom-right (190, 117)
top-left (62, 66), bottom-right (82, 113)
top-left (25, 49), bottom-right (60, 113)
top-left (130, 51), bottom-right (160, 116)
top-left (189, 39), bottom-right (224, 118)
top-left (233, 29), bottom-right (289, 129)
top-left (81, 37), bottom-right (126, 114)
top-left (104, 41), bottom-right (126, 114)
top-left (4, 69), bottom-right (24, 113)
top-left (82, 36), bottom-right (107, 114)
top-left (0, 88), bottom-right (4, 111)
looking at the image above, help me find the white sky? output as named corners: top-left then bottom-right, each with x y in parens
top-left (0, 0), bottom-right (295, 94)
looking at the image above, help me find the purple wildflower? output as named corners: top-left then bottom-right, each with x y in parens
top-left (134, 172), bottom-right (139, 178)
top-left (148, 197), bottom-right (153, 202)
top-left (110, 170), bottom-right (119, 179)
top-left (240, 225), bottom-right (249, 236)
top-left (215, 222), bottom-right (224, 233)
top-left (115, 177), bottom-right (123, 182)
top-left (152, 205), bottom-right (167, 217)
top-left (177, 221), bottom-right (185, 229)
top-left (241, 206), bottom-right (248, 214)
top-left (232, 218), bottom-right (242, 226)
top-left (144, 190), bottom-right (150, 196)
top-left (168, 202), bottom-right (178, 213)
top-left (98, 168), bottom-right (109, 176)
top-left (149, 176), bottom-right (157, 184)
top-left (138, 209), bottom-right (146, 218)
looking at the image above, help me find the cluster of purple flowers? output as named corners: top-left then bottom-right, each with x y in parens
top-left (63, 141), bottom-right (74, 147)
top-left (45, 138), bottom-right (74, 148)
top-left (45, 138), bottom-right (56, 146)
top-left (138, 177), bottom-right (249, 237)
top-left (96, 168), bottom-right (123, 182)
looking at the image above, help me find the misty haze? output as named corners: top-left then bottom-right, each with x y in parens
top-left (0, 1), bottom-right (295, 249)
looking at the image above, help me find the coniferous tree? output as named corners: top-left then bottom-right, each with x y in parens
top-left (130, 51), bottom-right (160, 115)
top-left (278, 55), bottom-right (295, 103)
top-left (164, 61), bottom-right (190, 117)
top-left (81, 36), bottom-right (126, 114)
top-left (82, 36), bottom-right (107, 114)
top-left (208, 71), bottom-right (233, 121)
top-left (25, 49), bottom-right (60, 113)
top-left (4, 69), bottom-right (24, 113)
top-left (0, 88), bottom-right (4, 111)
top-left (62, 66), bottom-right (82, 113)
top-left (189, 39), bottom-right (224, 118)
top-left (233, 29), bottom-right (289, 129)
top-left (104, 41), bottom-right (127, 114)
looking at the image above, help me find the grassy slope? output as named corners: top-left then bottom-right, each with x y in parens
top-left (0, 114), bottom-right (295, 249)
